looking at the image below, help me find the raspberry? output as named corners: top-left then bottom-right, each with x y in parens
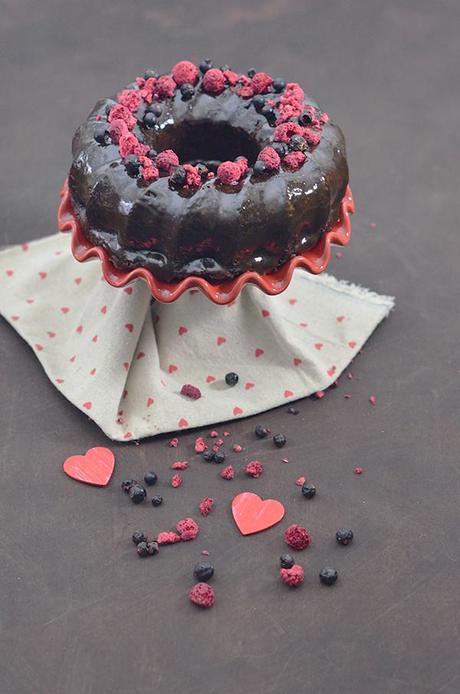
top-left (117, 89), bottom-right (142, 112)
top-left (176, 517), bottom-right (199, 541)
top-left (108, 118), bottom-right (128, 144)
top-left (320, 112), bottom-right (330, 124)
top-left (172, 60), bottom-right (199, 86)
top-left (171, 473), bottom-right (183, 488)
top-left (223, 69), bottom-right (239, 86)
top-left (283, 151), bottom-right (306, 171)
top-left (157, 531), bottom-right (181, 545)
top-left (140, 77), bottom-right (157, 103)
top-left (295, 476), bottom-right (306, 486)
top-left (283, 82), bottom-right (304, 103)
top-left (280, 564), bottom-right (304, 587)
top-left (171, 461), bottom-right (189, 470)
top-left (245, 461), bottom-right (263, 478)
top-left (198, 497), bottom-right (214, 517)
top-left (202, 68), bottom-right (225, 95)
top-left (284, 524), bottom-right (311, 550)
top-left (304, 128), bottom-right (321, 146)
top-left (217, 161), bottom-right (242, 185)
top-left (118, 133), bottom-right (139, 158)
top-left (156, 149), bottom-right (180, 174)
top-left (274, 122), bottom-right (304, 143)
top-left (235, 157), bottom-right (249, 177)
top-left (181, 384), bottom-right (202, 400)
top-left (156, 75), bottom-right (176, 99)
top-left (189, 582), bottom-right (215, 608)
top-left (234, 75), bottom-right (254, 99)
top-left (210, 431), bottom-right (219, 438)
top-left (140, 161), bottom-right (159, 184)
top-left (258, 146), bottom-right (281, 171)
top-left (221, 465), bottom-right (234, 480)
top-left (252, 71), bottom-right (273, 94)
top-left (108, 104), bottom-right (136, 130)
top-left (276, 103), bottom-right (303, 125)
top-left (183, 164), bottom-right (201, 188)
top-left (194, 437), bottom-right (207, 454)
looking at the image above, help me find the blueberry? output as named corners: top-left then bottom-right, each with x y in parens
top-left (336, 528), bottom-right (354, 546)
top-left (287, 406), bottom-right (299, 415)
top-left (136, 542), bottom-right (149, 557)
top-left (273, 433), bottom-right (287, 448)
top-left (225, 372), bottom-right (239, 386)
top-left (298, 111), bottom-right (313, 126)
top-left (252, 95), bottom-right (266, 113)
top-left (253, 160), bottom-right (268, 176)
top-left (94, 124), bottom-right (110, 146)
top-left (247, 68), bottom-right (256, 78)
top-left (146, 541), bottom-right (159, 556)
top-left (199, 59), bottom-right (213, 74)
top-left (213, 451), bottom-right (226, 464)
top-left (180, 83), bottom-right (195, 101)
top-left (289, 135), bottom-right (308, 152)
top-left (143, 471), bottom-right (158, 486)
top-left (273, 78), bottom-right (286, 93)
top-left (202, 450), bottom-right (216, 463)
top-left (261, 107), bottom-right (277, 126)
top-left (144, 69), bottom-right (158, 80)
top-left (301, 483), bottom-right (316, 499)
top-left (280, 554), bottom-right (295, 569)
top-left (121, 479), bottom-right (138, 494)
top-left (169, 166), bottom-right (187, 190)
top-left (255, 424), bottom-right (269, 439)
top-left (147, 103), bottom-right (162, 117)
top-left (124, 155), bottom-right (141, 177)
top-left (147, 148), bottom-right (158, 160)
top-left (132, 530), bottom-right (148, 545)
top-left (319, 567), bottom-right (338, 586)
top-left (220, 64), bottom-right (230, 72)
top-left (128, 484), bottom-right (147, 504)
top-left (143, 112), bottom-right (157, 128)
top-left (196, 163), bottom-right (208, 178)
top-left (151, 495), bottom-right (163, 507)
top-left (272, 142), bottom-right (289, 158)
top-left (193, 560), bottom-right (214, 581)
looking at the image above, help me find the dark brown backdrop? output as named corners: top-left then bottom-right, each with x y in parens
top-left (1, 1), bottom-right (459, 693)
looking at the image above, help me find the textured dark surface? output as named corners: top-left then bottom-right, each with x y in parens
top-left (1, 2), bottom-right (459, 693)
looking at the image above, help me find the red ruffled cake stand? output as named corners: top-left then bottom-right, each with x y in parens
top-left (58, 180), bottom-right (354, 305)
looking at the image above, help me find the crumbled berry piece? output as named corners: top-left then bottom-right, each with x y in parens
top-left (245, 461), bottom-right (263, 478)
top-left (176, 517), bottom-right (199, 541)
top-left (137, 542), bottom-right (149, 557)
top-left (108, 118), bottom-right (128, 144)
top-left (169, 437), bottom-right (179, 448)
top-left (319, 567), bottom-right (338, 586)
top-left (213, 438), bottom-right (224, 450)
top-left (156, 149), bottom-right (180, 174)
top-left (255, 424), bottom-right (269, 439)
top-left (232, 444), bottom-right (243, 453)
top-left (171, 474), bottom-right (183, 488)
top-left (171, 461), bottom-right (189, 470)
top-left (301, 483), bottom-right (316, 499)
top-left (180, 384), bottom-right (202, 400)
top-left (223, 431), bottom-right (231, 437)
top-left (280, 564), bottom-right (304, 587)
top-left (252, 71), bottom-right (273, 94)
top-left (295, 476), bottom-right (306, 487)
top-left (281, 457), bottom-right (289, 464)
top-left (172, 60), bottom-right (199, 86)
top-left (319, 112), bottom-right (330, 125)
top-left (146, 541), bottom-right (159, 556)
top-left (183, 163), bottom-right (201, 188)
top-left (210, 431), bottom-right (219, 438)
top-left (336, 528), bottom-right (354, 546)
top-left (157, 531), bottom-right (181, 545)
top-left (142, 163), bottom-right (159, 183)
top-left (189, 582), bottom-right (215, 608)
top-left (194, 437), bottom-right (208, 454)
top-left (201, 549), bottom-right (210, 556)
top-left (151, 495), bottom-right (163, 507)
top-left (193, 561), bottom-right (214, 581)
top-left (156, 75), bottom-right (176, 98)
top-left (287, 406), bottom-right (299, 415)
top-left (198, 497), bottom-right (214, 517)
top-left (313, 390), bottom-right (326, 399)
top-left (258, 146), bottom-right (281, 171)
top-left (221, 465), bottom-right (234, 480)
top-left (223, 69), bottom-right (239, 86)
top-left (202, 68), bottom-right (225, 94)
top-left (144, 471), bottom-right (158, 486)
top-left (132, 530), bottom-right (148, 545)
top-left (108, 104), bottom-right (137, 130)
top-left (284, 524), bottom-right (311, 550)
top-left (225, 372), bottom-right (239, 386)
top-left (273, 433), bottom-right (287, 448)
top-left (274, 122), bottom-right (304, 143)
top-left (129, 484), bottom-right (147, 504)
top-left (235, 74), bottom-right (255, 98)
top-left (199, 59), bottom-right (213, 74)
top-left (354, 467), bottom-right (364, 475)
top-left (280, 554), bottom-right (295, 569)
top-left (217, 161), bottom-right (242, 184)
top-left (121, 479), bottom-right (138, 494)
top-left (117, 89), bottom-right (142, 112)
top-left (369, 395), bottom-right (377, 406)
top-left (304, 128), bottom-right (321, 146)
top-left (283, 151), bottom-right (306, 171)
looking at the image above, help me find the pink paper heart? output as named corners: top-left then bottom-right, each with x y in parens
top-left (232, 492), bottom-right (285, 535)
top-left (63, 447), bottom-right (115, 486)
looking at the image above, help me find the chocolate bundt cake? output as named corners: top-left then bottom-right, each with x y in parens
top-left (69, 60), bottom-right (349, 282)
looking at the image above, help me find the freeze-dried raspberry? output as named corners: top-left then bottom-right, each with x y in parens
top-left (283, 151), bottom-right (306, 171)
top-left (210, 431), bottom-right (219, 438)
top-left (283, 82), bottom-right (304, 104)
top-left (172, 60), bottom-right (199, 86)
top-left (232, 444), bottom-right (242, 453)
top-left (273, 121), bottom-right (304, 143)
top-left (234, 75), bottom-right (255, 99)
top-left (202, 68), bottom-right (225, 94)
top-left (169, 437), bottom-right (179, 448)
top-left (117, 89), bottom-right (142, 112)
top-left (245, 461), bottom-right (263, 478)
top-left (217, 161), bottom-right (242, 185)
top-left (171, 473), bottom-right (183, 488)
top-left (284, 524), bottom-right (311, 550)
top-left (189, 582), bottom-right (215, 608)
top-left (176, 517), bottom-right (199, 541)
top-left (156, 149), bottom-right (180, 174)
top-left (156, 75), bottom-right (176, 98)
top-left (157, 531), bottom-right (181, 545)
top-left (295, 476), bottom-right (306, 486)
top-left (183, 164), bottom-right (201, 188)
top-left (171, 461), bottom-right (189, 470)
top-left (280, 564), bottom-right (304, 587)
top-left (252, 71), bottom-right (273, 94)
top-left (221, 465), bottom-right (234, 480)
top-left (236, 157), bottom-right (249, 177)
top-left (181, 384), bottom-right (202, 400)
top-left (304, 128), bottom-right (321, 146)
top-left (108, 118), bottom-right (128, 144)
top-left (223, 69), bottom-right (239, 86)
top-left (258, 146), bottom-right (281, 171)
top-left (194, 437), bottom-right (207, 454)
top-left (198, 497), bottom-right (214, 517)
top-left (108, 104), bottom-right (137, 130)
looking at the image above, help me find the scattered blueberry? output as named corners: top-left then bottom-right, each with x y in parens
top-left (193, 560), bottom-right (214, 581)
top-left (301, 483), bottom-right (316, 499)
top-left (169, 166), bottom-right (187, 190)
top-left (289, 135), bottom-right (308, 152)
top-left (151, 495), bottom-right (163, 507)
top-left (287, 406), bottom-right (299, 415)
top-left (336, 528), bottom-right (354, 546)
top-left (94, 124), bottom-right (110, 145)
top-left (128, 484), bottom-right (147, 504)
top-left (199, 59), bottom-right (213, 74)
top-left (121, 479), bottom-right (138, 494)
top-left (143, 112), bottom-right (157, 128)
top-left (273, 78), bottom-right (286, 93)
top-left (213, 451), bottom-right (226, 464)
top-left (255, 424), bottom-right (269, 439)
top-left (280, 554), bottom-right (295, 569)
top-left (132, 530), bottom-right (148, 545)
top-left (225, 372), bottom-right (239, 387)
top-left (273, 433), bottom-right (287, 448)
top-left (125, 155), bottom-right (141, 177)
top-left (136, 542), bottom-right (149, 557)
top-left (319, 567), bottom-right (338, 586)
top-left (146, 541), bottom-right (159, 556)
top-left (144, 472), bottom-right (158, 486)
top-left (180, 83), bottom-right (195, 100)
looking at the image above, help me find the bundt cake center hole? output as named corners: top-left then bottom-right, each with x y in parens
top-left (150, 122), bottom-right (260, 168)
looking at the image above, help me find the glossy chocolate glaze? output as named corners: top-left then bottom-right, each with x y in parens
top-left (69, 86), bottom-right (349, 282)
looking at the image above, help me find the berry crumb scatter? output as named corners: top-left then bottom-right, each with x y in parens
top-left (295, 476), bottom-right (306, 486)
top-left (189, 582), bottom-right (215, 608)
top-left (245, 461), bottom-right (264, 478)
top-left (284, 524), bottom-right (311, 550)
top-left (157, 531), bottom-right (181, 545)
top-left (280, 564), bottom-right (304, 587)
top-left (221, 465), bottom-right (234, 480)
top-left (198, 497), bottom-right (214, 516)
top-left (176, 517), bottom-right (200, 541)
top-left (354, 466), bottom-right (363, 475)
top-left (171, 461), bottom-right (189, 470)
top-left (194, 436), bottom-right (207, 453)
top-left (171, 473), bottom-right (183, 488)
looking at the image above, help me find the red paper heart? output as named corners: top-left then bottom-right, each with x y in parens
top-left (232, 492), bottom-right (285, 535)
top-left (63, 447), bottom-right (114, 486)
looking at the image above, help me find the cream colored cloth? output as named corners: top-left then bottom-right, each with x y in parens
top-left (0, 234), bottom-right (394, 441)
